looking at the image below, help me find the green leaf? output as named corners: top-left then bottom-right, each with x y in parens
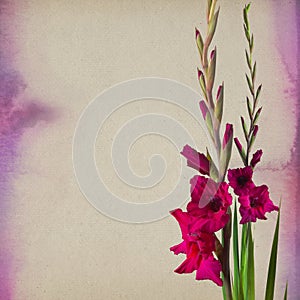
top-left (264, 208), bottom-right (281, 300)
top-left (283, 282), bottom-right (288, 300)
top-left (247, 224), bottom-right (255, 300)
top-left (222, 273), bottom-right (227, 300)
top-left (240, 224), bottom-right (248, 300)
top-left (233, 200), bottom-right (241, 300)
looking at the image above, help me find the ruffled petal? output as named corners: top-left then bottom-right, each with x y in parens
top-left (196, 255), bottom-right (223, 286)
top-left (170, 241), bottom-right (186, 255)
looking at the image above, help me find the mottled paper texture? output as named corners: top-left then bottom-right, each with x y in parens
top-left (0, 0), bottom-right (299, 299)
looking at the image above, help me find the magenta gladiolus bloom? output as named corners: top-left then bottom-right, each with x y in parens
top-left (227, 166), bottom-right (255, 196)
top-left (187, 176), bottom-right (232, 233)
top-left (170, 209), bottom-right (223, 286)
top-left (238, 185), bottom-right (279, 224)
top-left (181, 145), bottom-right (210, 176)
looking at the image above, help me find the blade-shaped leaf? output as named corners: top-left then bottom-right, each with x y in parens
top-left (222, 273), bottom-right (227, 300)
top-left (264, 209), bottom-right (281, 300)
top-left (283, 282), bottom-right (288, 300)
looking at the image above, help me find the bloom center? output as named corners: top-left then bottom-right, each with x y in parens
top-left (209, 196), bottom-right (222, 212)
top-left (237, 175), bottom-right (248, 187)
top-left (250, 196), bottom-right (259, 207)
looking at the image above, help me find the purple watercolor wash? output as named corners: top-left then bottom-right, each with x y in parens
top-left (0, 134), bottom-right (18, 300)
top-left (271, 1), bottom-right (300, 298)
top-left (0, 2), bottom-right (56, 298)
top-left (0, 68), bottom-right (55, 298)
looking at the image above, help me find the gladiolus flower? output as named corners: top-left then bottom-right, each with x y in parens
top-left (170, 209), bottom-right (223, 286)
top-left (238, 185), bottom-right (279, 224)
top-left (227, 166), bottom-right (255, 196)
top-left (187, 176), bottom-right (232, 233)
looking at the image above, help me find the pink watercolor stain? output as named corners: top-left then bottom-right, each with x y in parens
top-left (270, 1), bottom-right (300, 299)
top-left (0, 68), bottom-right (56, 300)
top-left (0, 1), bottom-right (57, 299)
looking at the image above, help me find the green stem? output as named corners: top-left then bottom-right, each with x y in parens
top-left (243, 5), bottom-right (262, 166)
top-left (222, 209), bottom-right (233, 300)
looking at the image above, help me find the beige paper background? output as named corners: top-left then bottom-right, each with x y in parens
top-left (9, 0), bottom-right (296, 299)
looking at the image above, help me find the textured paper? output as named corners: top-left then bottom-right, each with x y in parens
top-left (0, 0), bottom-right (299, 299)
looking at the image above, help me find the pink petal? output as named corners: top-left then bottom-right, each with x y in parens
top-left (170, 241), bottom-right (186, 255)
top-left (170, 209), bottom-right (190, 238)
top-left (196, 255), bottom-right (223, 286)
